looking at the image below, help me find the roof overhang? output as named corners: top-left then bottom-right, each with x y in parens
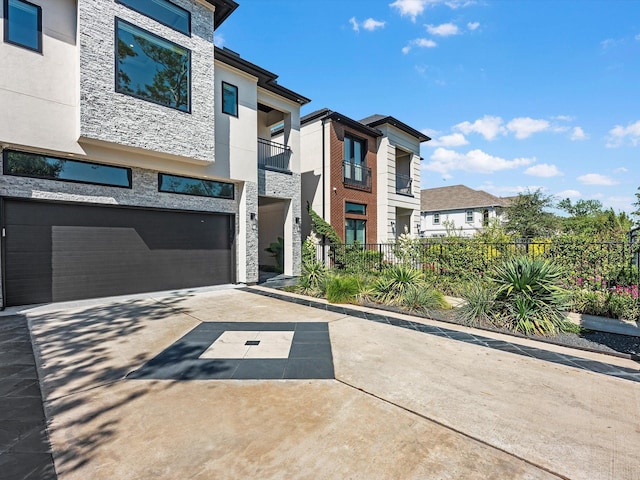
top-left (365, 116), bottom-right (430, 142)
top-left (205, 0), bottom-right (239, 30)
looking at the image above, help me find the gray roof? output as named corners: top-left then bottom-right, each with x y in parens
top-left (301, 109), bottom-right (382, 138)
top-left (360, 114), bottom-right (431, 142)
top-left (215, 47), bottom-right (310, 105)
top-left (420, 185), bottom-right (509, 212)
top-left (208, 0), bottom-right (238, 29)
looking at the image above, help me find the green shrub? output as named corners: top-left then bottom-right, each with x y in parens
top-left (570, 288), bottom-right (640, 321)
top-left (325, 275), bottom-right (361, 304)
top-left (458, 279), bottom-right (497, 326)
top-left (343, 245), bottom-right (384, 274)
top-left (490, 257), bottom-right (570, 335)
top-left (373, 266), bottom-right (425, 304)
top-left (400, 285), bottom-right (450, 314)
top-left (605, 291), bottom-right (640, 321)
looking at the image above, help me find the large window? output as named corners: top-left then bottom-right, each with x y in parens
top-left (116, 19), bottom-right (191, 112)
top-left (117, 0), bottom-right (190, 36)
top-left (345, 219), bottom-right (366, 245)
top-left (3, 150), bottom-right (132, 188)
top-left (158, 173), bottom-right (234, 199)
top-left (3, 0), bottom-right (42, 52)
top-left (343, 134), bottom-right (367, 184)
top-left (222, 82), bottom-right (238, 116)
top-left (345, 202), bottom-right (366, 215)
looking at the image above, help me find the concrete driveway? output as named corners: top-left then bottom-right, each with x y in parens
top-left (21, 286), bottom-right (640, 479)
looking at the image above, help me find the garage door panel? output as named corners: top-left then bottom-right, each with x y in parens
top-left (4, 200), bottom-right (235, 306)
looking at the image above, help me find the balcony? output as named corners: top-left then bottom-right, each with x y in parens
top-left (343, 161), bottom-right (372, 192)
top-left (396, 173), bottom-right (413, 196)
top-left (258, 138), bottom-right (291, 173)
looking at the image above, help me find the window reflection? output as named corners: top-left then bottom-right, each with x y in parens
top-left (159, 174), bottom-right (234, 199)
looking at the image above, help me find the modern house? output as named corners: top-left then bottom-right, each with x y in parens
top-left (420, 185), bottom-right (510, 237)
top-left (300, 109), bottom-right (429, 245)
top-left (0, 0), bottom-right (308, 307)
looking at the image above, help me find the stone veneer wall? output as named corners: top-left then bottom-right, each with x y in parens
top-left (244, 181), bottom-right (259, 283)
top-left (259, 169), bottom-right (302, 276)
top-left (0, 148), bottom-right (239, 306)
top-left (79, 0), bottom-right (216, 162)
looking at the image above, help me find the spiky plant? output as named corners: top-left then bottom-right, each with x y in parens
top-left (325, 275), bottom-right (361, 304)
top-left (373, 266), bottom-right (425, 304)
top-left (400, 285), bottom-right (449, 314)
top-left (490, 257), bottom-right (570, 335)
top-left (458, 279), bottom-right (497, 326)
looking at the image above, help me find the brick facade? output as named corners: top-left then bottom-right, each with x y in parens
top-left (329, 122), bottom-right (378, 244)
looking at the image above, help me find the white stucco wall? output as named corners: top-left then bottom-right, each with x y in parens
top-left (300, 119), bottom-right (330, 240)
top-left (0, 0), bottom-right (80, 154)
top-left (421, 207), bottom-right (503, 237)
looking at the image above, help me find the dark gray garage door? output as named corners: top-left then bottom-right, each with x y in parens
top-left (3, 199), bottom-right (235, 306)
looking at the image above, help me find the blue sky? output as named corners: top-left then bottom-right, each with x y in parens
top-left (217, 0), bottom-right (640, 213)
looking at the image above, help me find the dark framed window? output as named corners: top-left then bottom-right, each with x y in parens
top-left (3, 0), bottom-right (42, 52)
top-left (222, 82), bottom-right (238, 116)
top-left (116, 0), bottom-right (190, 36)
top-left (158, 173), bottom-right (234, 199)
top-left (343, 134), bottom-right (367, 182)
top-left (345, 219), bottom-right (366, 244)
top-left (3, 150), bottom-right (132, 188)
top-left (115, 19), bottom-right (191, 112)
top-left (433, 213), bottom-right (440, 225)
top-left (345, 202), bottom-right (366, 215)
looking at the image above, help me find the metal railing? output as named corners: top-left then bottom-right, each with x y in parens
top-left (395, 173), bottom-right (412, 195)
top-left (316, 239), bottom-right (640, 290)
top-left (258, 138), bottom-right (291, 172)
top-left (343, 161), bottom-right (372, 191)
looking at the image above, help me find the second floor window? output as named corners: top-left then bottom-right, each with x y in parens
top-left (115, 19), bottom-right (191, 112)
top-left (4, 0), bottom-right (42, 52)
top-left (466, 210), bottom-right (474, 223)
top-left (117, 0), bottom-right (191, 36)
top-left (222, 82), bottom-right (238, 116)
top-left (343, 134), bottom-right (366, 183)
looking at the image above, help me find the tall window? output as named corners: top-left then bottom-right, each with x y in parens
top-left (222, 82), bottom-right (238, 116)
top-left (482, 209), bottom-right (490, 226)
top-left (466, 210), bottom-right (474, 223)
top-left (345, 219), bottom-right (366, 244)
top-left (433, 213), bottom-right (440, 225)
top-left (343, 134), bottom-right (366, 183)
top-left (3, 0), bottom-right (42, 52)
top-left (116, 0), bottom-right (191, 36)
top-left (115, 19), bottom-right (191, 112)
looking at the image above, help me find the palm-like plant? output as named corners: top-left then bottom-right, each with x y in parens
top-left (490, 257), bottom-right (570, 335)
top-left (373, 266), bottom-right (425, 304)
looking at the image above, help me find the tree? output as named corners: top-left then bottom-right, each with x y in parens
top-left (504, 189), bottom-right (559, 238)
top-left (633, 187), bottom-right (640, 226)
top-left (559, 197), bottom-right (633, 238)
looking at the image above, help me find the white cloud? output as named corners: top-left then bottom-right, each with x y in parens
top-left (601, 38), bottom-right (616, 49)
top-left (390, 0), bottom-right (474, 21)
top-left (613, 167), bottom-right (628, 173)
top-left (390, 0), bottom-right (428, 21)
top-left (476, 183), bottom-right (546, 196)
top-left (506, 117), bottom-right (550, 139)
top-left (349, 17), bottom-right (359, 32)
top-left (214, 34), bottom-right (225, 47)
top-left (402, 37), bottom-right (437, 53)
top-left (636, 33), bottom-right (640, 40)
top-left (556, 189), bottom-right (581, 199)
top-left (426, 23), bottom-right (459, 36)
top-left (606, 120), bottom-right (640, 147)
top-left (362, 18), bottom-right (386, 31)
top-left (427, 133), bottom-right (469, 147)
top-left (570, 126), bottom-right (588, 141)
top-left (454, 115), bottom-right (505, 140)
top-left (552, 115), bottom-right (574, 122)
top-left (524, 164), bottom-right (562, 177)
top-left (424, 148), bottom-right (535, 175)
top-left (467, 21), bottom-right (480, 31)
top-left (577, 173), bottom-right (618, 186)
top-left (604, 196), bottom-right (636, 212)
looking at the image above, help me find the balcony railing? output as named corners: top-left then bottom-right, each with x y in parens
top-left (343, 161), bottom-right (372, 191)
top-left (258, 137), bottom-right (291, 172)
top-left (396, 173), bottom-right (413, 195)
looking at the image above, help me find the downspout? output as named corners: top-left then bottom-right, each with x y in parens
top-left (321, 116), bottom-right (326, 223)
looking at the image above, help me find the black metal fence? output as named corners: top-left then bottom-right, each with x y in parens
top-left (258, 138), bottom-right (291, 172)
top-left (316, 239), bottom-right (640, 289)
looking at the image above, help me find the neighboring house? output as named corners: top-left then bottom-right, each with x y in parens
top-left (420, 185), bottom-right (510, 237)
top-left (0, 0), bottom-right (308, 307)
top-left (300, 109), bottom-right (429, 244)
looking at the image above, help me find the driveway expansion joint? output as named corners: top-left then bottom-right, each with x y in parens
top-left (244, 287), bottom-right (640, 383)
